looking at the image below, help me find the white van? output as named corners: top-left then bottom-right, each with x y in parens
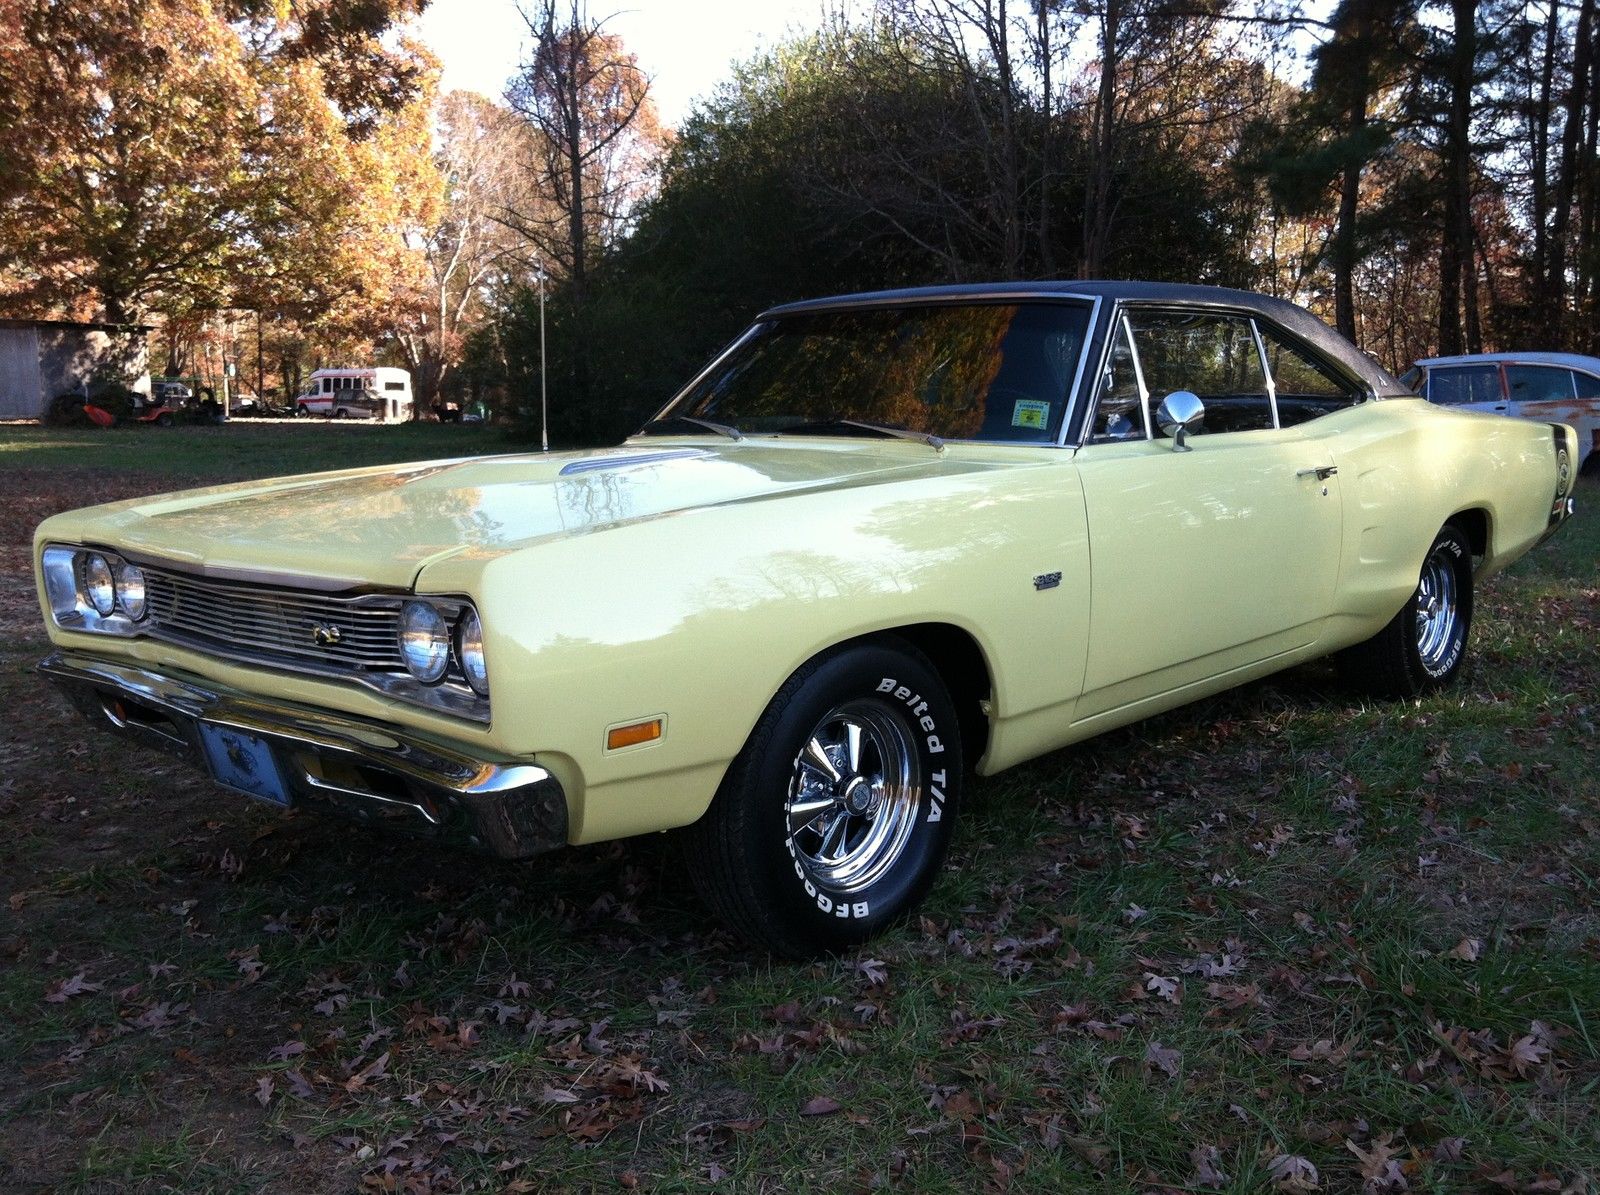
top-left (294, 368), bottom-right (413, 422)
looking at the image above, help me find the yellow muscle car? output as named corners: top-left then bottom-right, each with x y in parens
top-left (34, 283), bottom-right (1579, 956)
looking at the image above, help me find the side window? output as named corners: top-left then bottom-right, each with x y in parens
top-left (1506, 365), bottom-right (1576, 404)
top-left (321, 378), bottom-right (330, 394)
top-left (1126, 310), bottom-right (1273, 435)
top-left (1427, 365), bottom-right (1500, 405)
top-left (1090, 319), bottom-right (1148, 442)
top-left (1259, 324), bottom-right (1363, 426)
top-left (1574, 370), bottom-right (1600, 400)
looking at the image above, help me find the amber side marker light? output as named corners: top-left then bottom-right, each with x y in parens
top-left (607, 718), bottom-right (663, 751)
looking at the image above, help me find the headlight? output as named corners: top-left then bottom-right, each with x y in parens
top-left (41, 545), bottom-right (143, 635)
top-left (398, 600), bottom-right (450, 684)
top-left (456, 608), bottom-right (489, 696)
top-left (83, 553), bottom-right (115, 616)
top-left (114, 561), bottom-right (147, 621)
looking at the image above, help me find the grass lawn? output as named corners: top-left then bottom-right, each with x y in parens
top-left (0, 422), bottom-right (1596, 1193)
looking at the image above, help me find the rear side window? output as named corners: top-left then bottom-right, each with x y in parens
top-left (1575, 371), bottom-right (1600, 400)
top-left (385, 381), bottom-right (405, 391)
top-left (1428, 365), bottom-right (1500, 405)
top-left (1506, 365), bottom-right (1576, 403)
top-left (1259, 325), bottom-right (1363, 426)
top-left (1126, 311), bottom-right (1273, 434)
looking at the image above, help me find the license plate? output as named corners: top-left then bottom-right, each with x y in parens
top-left (198, 723), bottom-right (290, 807)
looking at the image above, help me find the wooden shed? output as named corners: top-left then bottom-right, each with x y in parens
top-left (0, 318), bottom-right (152, 420)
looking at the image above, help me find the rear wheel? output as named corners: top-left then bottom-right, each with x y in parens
top-left (1338, 523), bottom-right (1473, 697)
top-left (154, 412), bottom-right (175, 428)
top-left (686, 640), bottom-right (962, 957)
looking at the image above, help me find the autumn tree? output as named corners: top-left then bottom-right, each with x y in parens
top-left (389, 91), bottom-right (544, 410)
top-left (505, 1), bottom-right (662, 292)
top-left (0, 0), bottom-right (432, 327)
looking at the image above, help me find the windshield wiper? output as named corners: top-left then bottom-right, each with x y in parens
top-left (639, 415), bottom-right (743, 441)
top-left (774, 418), bottom-right (944, 450)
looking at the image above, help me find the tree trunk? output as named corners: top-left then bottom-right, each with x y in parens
top-left (1333, 88), bottom-right (1366, 342)
top-left (1547, 0), bottom-right (1595, 343)
top-left (1037, 0), bottom-right (1055, 275)
top-left (1436, 0), bottom-right (1477, 356)
top-left (1081, 0), bottom-right (1119, 278)
top-left (1529, 0), bottom-right (1560, 330)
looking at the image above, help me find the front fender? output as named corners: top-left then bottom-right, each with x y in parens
top-left (421, 456), bottom-right (1091, 843)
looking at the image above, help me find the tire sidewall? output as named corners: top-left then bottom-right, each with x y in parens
top-left (1408, 525), bottom-right (1473, 689)
top-left (734, 644), bottom-right (962, 951)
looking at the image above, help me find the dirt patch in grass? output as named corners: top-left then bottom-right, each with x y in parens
top-left (1, 443), bottom-right (1597, 1192)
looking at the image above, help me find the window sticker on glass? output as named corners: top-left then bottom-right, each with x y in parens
top-left (1011, 399), bottom-right (1050, 430)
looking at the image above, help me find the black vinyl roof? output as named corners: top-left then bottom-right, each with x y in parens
top-left (761, 281), bottom-right (1411, 398)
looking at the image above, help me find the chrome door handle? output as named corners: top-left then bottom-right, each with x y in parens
top-left (1297, 465), bottom-right (1338, 480)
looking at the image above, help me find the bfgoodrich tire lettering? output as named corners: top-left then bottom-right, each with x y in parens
top-left (1337, 523), bottom-right (1474, 697)
top-left (686, 640), bottom-right (963, 957)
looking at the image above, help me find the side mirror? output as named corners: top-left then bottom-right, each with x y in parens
top-left (1155, 391), bottom-right (1205, 452)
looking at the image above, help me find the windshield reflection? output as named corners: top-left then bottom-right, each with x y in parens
top-left (661, 302), bottom-right (1090, 444)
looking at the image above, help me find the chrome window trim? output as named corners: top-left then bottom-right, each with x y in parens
top-left (1083, 313), bottom-right (1154, 446)
top-left (1054, 295), bottom-right (1103, 448)
top-left (1124, 314), bottom-right (1153, 440)
top-left (1249, 318), bottom-right (1282, 429)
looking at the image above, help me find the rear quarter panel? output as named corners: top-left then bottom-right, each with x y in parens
top-left (1309, 397), bottom-right (1565, 645)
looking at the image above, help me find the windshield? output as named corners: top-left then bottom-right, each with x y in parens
top-left (655, 301), bottom-right (1092, 444)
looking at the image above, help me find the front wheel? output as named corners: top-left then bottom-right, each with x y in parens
top-left (686, 640), bottom-right (962, 957)
top-left (1338, 523), bottom-right (1474, 697)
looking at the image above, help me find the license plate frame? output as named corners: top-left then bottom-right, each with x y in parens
top-left (197, 723), bottom-right (291, 807)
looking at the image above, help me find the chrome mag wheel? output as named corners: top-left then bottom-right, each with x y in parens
top-left (1415, 543), bottom-right (1461, 676)
top-left (785, 700), bottom-right (921, 894)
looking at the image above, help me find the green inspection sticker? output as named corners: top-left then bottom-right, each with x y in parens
top-left (1011, 399), bottom-right (1050, 430)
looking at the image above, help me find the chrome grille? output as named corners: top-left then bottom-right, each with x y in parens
top-left (142, 567), bottom-right (406, 676)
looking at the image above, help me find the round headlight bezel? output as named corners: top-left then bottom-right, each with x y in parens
top-left (398, 600), bottom-right (451, 685)
top-left (82, 552), bottom-right (115, 616)
top-left (456, 608), bottom-right (489, 697)
top-left (114, 560), bottom-right (147, 621)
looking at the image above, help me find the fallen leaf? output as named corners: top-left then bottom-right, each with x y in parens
top-left (1346, 1135), bottom-right (1407, 1193)
top-left (44, 973), bottom-right (103, 1003)
top-left (343, 1051), bottom-right (389, 1093)
top-left (1190, 1143), bottom-right (1228, 1188)
top-left (1267, 1153), bottom-right (1320, 1191)
top-left (1144, 1040), bottom-right (1182, 1079)
top-left (1144, 973), bottom-right (1181, 1003)
top-left (800, 1096), bottom-right (841, 1117)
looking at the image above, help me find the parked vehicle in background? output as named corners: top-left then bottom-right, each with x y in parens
top-left (150, 378), bottom-right (194, 406)
top-left (1402, 352), bottom-right (1600, 470)
top-left (294, 368), bottom-right (413, 422)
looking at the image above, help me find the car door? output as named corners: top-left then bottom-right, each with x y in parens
top-left (1072, 308), bottom-right (1344, 723)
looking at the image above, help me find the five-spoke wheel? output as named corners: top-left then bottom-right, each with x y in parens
top-left (686, 639), bottom-right (962, 957)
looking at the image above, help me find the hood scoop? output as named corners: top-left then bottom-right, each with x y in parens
top-left (558, 448), bottom-right (710, 476)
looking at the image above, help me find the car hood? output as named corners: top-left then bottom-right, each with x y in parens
top-left (55, 440), bottom-right (997, 590)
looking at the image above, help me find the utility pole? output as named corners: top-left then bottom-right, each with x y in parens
top-left (537, 260), bottom-right (548, 453)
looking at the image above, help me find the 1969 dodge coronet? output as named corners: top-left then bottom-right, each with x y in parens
top-left (35, 282), bottom-right (1578, 955)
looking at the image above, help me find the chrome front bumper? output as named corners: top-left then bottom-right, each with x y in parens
top-left (37, 651), bottom-right (568, 860)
